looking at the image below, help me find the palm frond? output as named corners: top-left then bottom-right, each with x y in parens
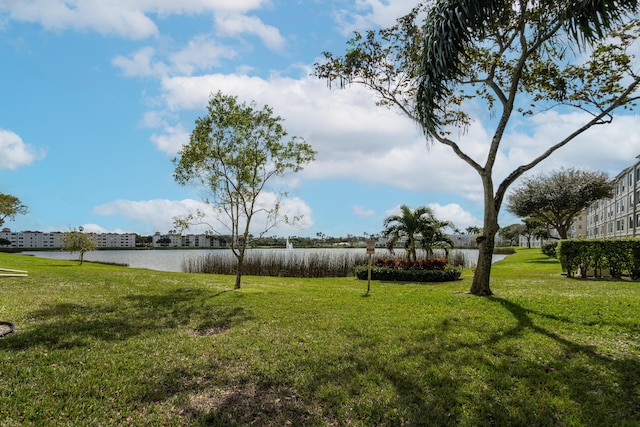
top-left (417, 0), bottom-right (640, 137)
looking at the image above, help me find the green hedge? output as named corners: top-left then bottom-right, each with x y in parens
top-left (354, 265), bottom-right (461, 282)
top-left (557, 238), bottom-right (640, 279)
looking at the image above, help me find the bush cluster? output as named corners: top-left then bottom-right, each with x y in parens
top-left (372, 257), bottom-right (448, 270)
top-left (557, 238), bottom-right (640, 279)
top-left (356, 257), bottom-right (461, 282)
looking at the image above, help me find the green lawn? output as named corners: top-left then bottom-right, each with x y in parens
top-left (1, 249), bottom-right (639, 426)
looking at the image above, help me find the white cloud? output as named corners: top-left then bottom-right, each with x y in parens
top-left (150, 72), bottom-right (486, 197)
top-left (335, 0), bottom-right (422, 35)
top-left (0, 1), bottom-right (158, 39)
top-left (78, 223), bottom-right (131, 234)
top-left (502, 111), bottom-right (640, 181)
top-left (352, 205), bottom-right (375, 217)
top-left (0, 0), bottom-right (270, 39)
top-left (150, 123), bottom-right (190, 154)
top-left (215, 13), bottom-right (285, 51)
top-left (147, 63), bottom-right (640, 211)
top-left (169, 35), bottom-right (237, 75)
top-left (427, 203), bottom-right (481, 230)
top-left (112, 47), bottom-right (167, 77)
top-left (93, 194), bottom-right (313, 235)
top-left (113, 36), bottom-right (237, 78)
top-left (0, 129), bottom-right (43, 170)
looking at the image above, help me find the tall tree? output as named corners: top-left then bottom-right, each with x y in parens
top-left (498, 223), bottom-right (526, 246)
top-left (521, 218), bottom-right (546, 248)
top-left (420, 218), bottom-right (454, 258)
top-left (506, 168), bottom-right (614, 239)
top-left (416, 0), bottom-right (640, 296)
top-left (316, 1), bottom-right (640, 295)
top-left (173, 91), bottom-right (316, 289)
top-left (0, 193), bottom-right (28, 228)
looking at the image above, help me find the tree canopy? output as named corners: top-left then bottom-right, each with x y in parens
top-left (0, 193), bottom-right (28, 228)
top-left (507, 168), bottom-right (613, 239)
top-left (316, 0), bottom-right (640, 295)
top-left (498, 223), bottom-right (526, 246)
top-left (173, 91), bottom-right (316, 289)
top-left (62, 229), bottom-right (97, 265)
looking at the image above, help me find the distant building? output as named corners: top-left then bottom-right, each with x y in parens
top-left (152, 231), bottom-right (222, 248)
top-left (90, 232), bottom-right (137, 248)
top-left (0, 229), bottom-right (135, 249)
top-left (585, 156), bottom-right (640, 239)
top-left (0, 229), bottom-right (65, 248)
top-left (152, 232), bottom-right (181, 248)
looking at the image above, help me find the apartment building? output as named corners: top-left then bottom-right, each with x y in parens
top-left (90, 232), bottom-right (137, 248)
top-left (0, 229), bottom-right (136, 249)
top-left (0, 229), bottom-right (65, 248)
top-left (151, 232), bottom-right (222, 248)
top-left (586, 155), bottom-right (640, 239)
top-left (517, 155), bottom-right (640, 247)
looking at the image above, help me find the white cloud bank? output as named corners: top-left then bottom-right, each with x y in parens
top-left (93, 193), bottom-right (314, 235)
top-left (0, 0), bottom-right (271, 39)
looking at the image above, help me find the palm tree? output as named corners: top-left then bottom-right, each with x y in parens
top-left (384, 205), bottom-right (431, 262)
top-left (384, 205), bottom-right (453, 261)
top-left (420, 218), bottom-right (455, 259)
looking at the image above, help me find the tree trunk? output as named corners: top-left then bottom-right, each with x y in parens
top-left (234, 251), bottom-right (244, 290)
top-left (470, 232), bottom-right (496, 296)
top-left (470, 178), bottom-right (500, 296)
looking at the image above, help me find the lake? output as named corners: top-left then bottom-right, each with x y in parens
top-left (23, 248), bottom-right (507, 273)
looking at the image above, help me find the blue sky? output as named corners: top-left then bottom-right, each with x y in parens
top-left (1, 1), bottom-right (639, 238)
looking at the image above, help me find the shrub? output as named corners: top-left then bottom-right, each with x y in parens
top-left (541, 241), bottom-right (558, 258)
top-left (557, 238), bottom-right (640, 279)
top-left (355, 265), bottom-right (461, 282)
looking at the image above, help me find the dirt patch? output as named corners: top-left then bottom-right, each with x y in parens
top-left (186, 325), bottom-right (230, 336)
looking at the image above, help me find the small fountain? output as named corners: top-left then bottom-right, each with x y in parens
top-left (286, 237), bottom-right (293, 250)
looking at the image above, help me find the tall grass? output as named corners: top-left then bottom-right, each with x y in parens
top-left (182, 250), bottom-right (370, 277)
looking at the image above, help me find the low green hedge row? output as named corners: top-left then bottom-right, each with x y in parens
top-left (354, 265), bottom-right (462, 282)
top-left (557, 238), bottom-right (640, 279)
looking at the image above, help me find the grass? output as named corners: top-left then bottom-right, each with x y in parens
top-left (0, 249), bottom-right (639, 426)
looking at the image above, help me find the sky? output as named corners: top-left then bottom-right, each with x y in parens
top-left (1, 0), bottom-right (640, 238)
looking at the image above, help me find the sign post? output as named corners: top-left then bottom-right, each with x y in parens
top-left (365, 240), bottom-right (376, 295)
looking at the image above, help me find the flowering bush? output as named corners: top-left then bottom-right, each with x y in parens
top-left (356, 257), bottom-right (460, 282)
top-left (355, 265), bottom-right (461, 282)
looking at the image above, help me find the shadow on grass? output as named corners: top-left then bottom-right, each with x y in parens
top-left (0, 288), bottom-right (250, 351)
top-left (480, 297), bottom-right (640, 423)
top-left (526, 258), bottom-right (560, 264)
top-left (160, 296), bottom-right (640, 426)
top-left (4, 284), bottom-right (638, 425)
